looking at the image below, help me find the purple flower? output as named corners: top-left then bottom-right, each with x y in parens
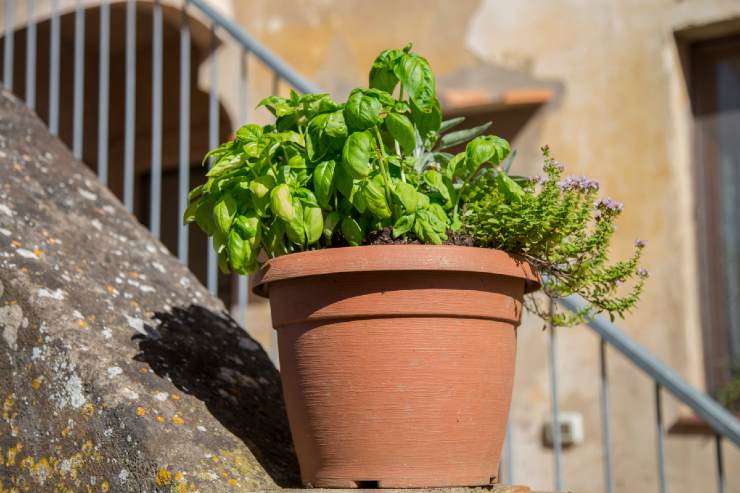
top-left (545, 160), bottom-right (565, 172)
top-left (558, 175), bottom-right (600, 192)
top-left (635, 239), bottom-right (646, 248)
top-left (637, 268), bottom-right (649, 278)
top-left (596, 198), bottom-right (624, 212)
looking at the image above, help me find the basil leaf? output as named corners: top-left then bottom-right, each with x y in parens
top-left (340, 216), bottom-right (364, 246)
top-left (385, 113), bottom-right (416, 154)
top-left (214, 193), bottom-right (237, 236)
top-left (410, 98), bottom-right (442, 140)
top-left (228, 229), bottom-right (248, 273)
top-left (369, 48), bottom-right (404, 93)
top-left (323, 211), bottom-right (341, 242)
top-left (465, 135), bottom-right (511, 170)
top-left (249, 175), bottom-right (276, 199)
top-left (235, 123), bottom-right (263, 143)
top-left (304, 206), bottom-right (324, 245)
top-left (394, 53), bottom-right (436, 112)
top-left (423, 170), bottom-right (450, 202)
top-left (343, 89), bottom-right (383, 131)
top-left (342, 131), bottom-right (373, 179)
top-left (313, 160), bottom-right (336, 210)
top-left (270, 184), bottom-right (295, 221)
top-left (234, 215), bottom-right (259, 239)
top-left (284, 198), bottom-right (305, 246)
top-left (496, 171), bottom-right (525, 202)
top-left (362, 179), bottom-right (391, 219)
top-left (392, 214), bottom-right (415, 238)
top-left (393, 181), bottom-right (419, 213)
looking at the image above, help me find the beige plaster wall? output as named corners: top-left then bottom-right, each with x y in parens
top-left (226, 1), bottom-right (740, 491)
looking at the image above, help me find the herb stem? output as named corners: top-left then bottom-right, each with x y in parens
top-left (373, 126), bottom-right (394, 205)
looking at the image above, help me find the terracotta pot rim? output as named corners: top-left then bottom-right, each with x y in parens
top-left (252, 244), bottom-right (540, 298)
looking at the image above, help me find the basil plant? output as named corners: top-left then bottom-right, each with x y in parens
top-left (185, 44), bottom-right (510, 274)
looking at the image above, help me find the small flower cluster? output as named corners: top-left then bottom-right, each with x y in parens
top-left (596, 197), bottom-right (624, 212)
top-left (463, 146), bottom-right (647, 327)
top-left (558, 175), bottom-right (600, 192)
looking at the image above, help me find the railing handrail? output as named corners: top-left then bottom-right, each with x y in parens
top-left (188, 0), bottom-right (322, 95)
top-left (560, 295), bottom-right (740, 446)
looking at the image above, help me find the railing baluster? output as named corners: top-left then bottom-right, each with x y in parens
top-left (2, 0), bottom-right (13, 90)
top-left (150, 0), bottom-right (163, 238)
top-left (715, 435), bottom-right (725, 493)
top-left (97, 0), bottom-right (110, 184)
top-left (178, 3), bottom-right (190, 264)
top-left (25, 0), bottom-right (37, 109)
top-left (123, 0), bottom-right (137, 211)
top-left (235, 47), bottom-right (249, 327)
top-left (599, 338), bottom-right (614, 493)
top-left (548, 302), bottom-right (563, 491)
top-left (207, 26), bottom-right (219, 295)
top-left (72, 0), bottom-right (84, 160)
top-left (504, 417), bottom-right (514, 484)
top-left (49, 0), bottom-right (60, 135)
top-left (655, 383), bottom-right (667, 493)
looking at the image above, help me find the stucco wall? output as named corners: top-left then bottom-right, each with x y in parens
top-left (227, 1), bottom-right (740, 491)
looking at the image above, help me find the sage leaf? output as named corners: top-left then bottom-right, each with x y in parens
top-left (437, 122), bottom-right (492, 150)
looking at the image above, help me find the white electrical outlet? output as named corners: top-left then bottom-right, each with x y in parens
top-left (543, 411), bottom-right (584, 447)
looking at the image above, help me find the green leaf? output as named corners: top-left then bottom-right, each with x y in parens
top-left (439, 116), bottom-right (465, 133)
top-left (411, 98), bottom-right (442, 140)
top-left (394, 53), bottom-right (436, 112)
top-left (249, 175), bottom-right (276, 199)
top-left (393, 181), bottom-right (419, 213)
top-left (304, 206), bottom-right (324, 245)
top-left (214, 193), bottom-right (237, 236)
top-left (284, 198), bottom-right (305, 246)
top-left (235, 124), bottom-right (263, 142)
top-left (413, 214), bottom-right (442, 244)
top-left (270, 184), bottom-right (295, 221)
top-left (465, 135), bottom-right (511, 170)
top-left (342, 131), bottom-right (373, 179)
top-left (444, 152), bottom-right (466, 180)
top-left (369, 48), bottom-right (404, 93)
top-left (265, 220), bottom-right (287, 256)
top-left (362, 179), bottom-right (392, 219)
top-left (437, 122), bottom-right (492, 150)
top-left (392, 214), bottom-right (415, 238)
top-left (385, 113), bottom-right (416, 153)
top-left (312, 160), bottom-right (336, 210)
top-left (423, 170), bottom-right (450, 202)
top-left (305, 110), bottom-right (346, 162)
top-left (325, 110), bottom-right (348, 139)
top-left (183, 200), bottom-right (199, 224)
top-left (343, 89), bottom-right (383, 131)
top-left (496, 171), bottom-right (525, 202)
top-left (323, 211), bottom-right (341, 242)
top-left (228, 229), bottom-right (249, 273)
top-left (334, 162), bottom-right (354, 199)
top-left (233, 215), bottom-right (259, 238)
top-left (501, 149), bottom-right (517, 174)
top-left (207, 153), bottom-right (242, 177)
top-left (340, 216), bottom-right (364, 246)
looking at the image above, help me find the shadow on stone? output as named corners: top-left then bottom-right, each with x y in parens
top-left (133, 304), bottom-right (300, 487)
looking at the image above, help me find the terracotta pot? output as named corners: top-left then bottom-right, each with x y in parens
top-left (253, 245), bottom-right (539, 488)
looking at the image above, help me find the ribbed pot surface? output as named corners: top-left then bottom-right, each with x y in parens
top-left (253, 245), bottom-right (539, 488)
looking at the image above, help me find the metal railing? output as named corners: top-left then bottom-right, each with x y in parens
top-left (1, 1), bottom-right (739, 492)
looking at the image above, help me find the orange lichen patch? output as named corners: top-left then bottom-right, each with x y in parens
top-left (77, 319), bottom-right (88, 329)
top-left (2, 394), bottom-right (15, 421)
top-left (81, 441), bottom-right (94, 456)
top-left (31, 377), bottom-right (43, 390)
top-left (171, 414), bottom-right (185, 425)
top-left (100, 480), bottom-right (110, 492)
top-left (61, 426), bottom-right (72, 438)
top-left (138, 367), bottom-right (149, 374)
top-left (129, 271), bottom-right (140, 279)
top-left (11, 240), bottom-right (21, 248)
top-left (228, 479), bottom-right (238, 486)
top-left (135, 407), bottom-right (146, 417)
top-left (155, 467), bottom-right (173, 486)
top-left (104, 285), bottom-right (117, 295)
top-left (6, 442), bottom-right (22, 466)
top-left (156, 415), bottom-right (165, 424)
top-left (211, 456), bottom-right (220, 464)
top-left (81, 402), bottom-right (95, 418)
top-left (32, 247), bottom-right (43, 257)
top-left (170, 393), bottom-right (181, 401)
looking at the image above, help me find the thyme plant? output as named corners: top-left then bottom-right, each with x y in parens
top-left (185, 44), bottom-right (647, 327)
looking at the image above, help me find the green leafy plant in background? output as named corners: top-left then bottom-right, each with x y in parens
top-left (185, 43), bottom-right (647, 327)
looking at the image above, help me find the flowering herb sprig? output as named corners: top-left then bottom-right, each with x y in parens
top-left (463, 146), bottom-right (647, 326)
